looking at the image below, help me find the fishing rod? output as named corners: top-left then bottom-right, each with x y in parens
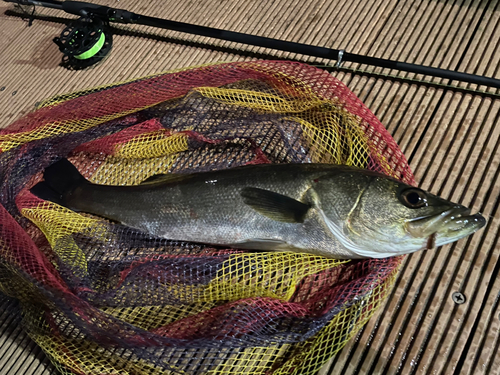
top-left (5, 0), bottom-right (500, 89)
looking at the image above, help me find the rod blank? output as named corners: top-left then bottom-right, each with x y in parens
top-left (5, 0), bottom-right (500, 88)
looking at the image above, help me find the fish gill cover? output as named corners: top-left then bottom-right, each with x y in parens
top-left (0, 61), bottom-right (413, 375)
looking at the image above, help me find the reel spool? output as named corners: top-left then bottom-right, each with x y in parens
top-left (53, 17), bottom-right (113, 70)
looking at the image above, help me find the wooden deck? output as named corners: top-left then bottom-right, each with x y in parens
top-left (0, 0), bottom-right (498, 374)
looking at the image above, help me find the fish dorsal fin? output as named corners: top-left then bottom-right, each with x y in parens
top-left (240, 187), bottom-right (310, 223)
top-left (139, 173), bottom-right (191, 185)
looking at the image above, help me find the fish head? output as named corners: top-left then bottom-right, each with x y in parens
top-left (311, 172), bottom-right (486, 258)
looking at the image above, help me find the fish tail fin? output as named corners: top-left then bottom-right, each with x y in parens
top-left (31, 159), bottom-right (87, 207)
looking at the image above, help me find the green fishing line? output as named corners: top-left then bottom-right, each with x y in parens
top-left (74, 31), bottom-right (105, 60)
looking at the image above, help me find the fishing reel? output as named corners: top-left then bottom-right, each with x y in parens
top-left (53, 17), bottom-right (113, 70)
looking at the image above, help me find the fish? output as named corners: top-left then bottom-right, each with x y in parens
top-left (30, 159), bottom-right (486, 259)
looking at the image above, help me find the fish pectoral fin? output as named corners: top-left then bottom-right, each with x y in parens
top-left (240, 187), bottom-right (310, 223)
top-left (139, 173), bottom-right (192, 185)
top-left (230, 239), bottom-right (293, 251)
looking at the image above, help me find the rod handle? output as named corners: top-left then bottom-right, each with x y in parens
top-left (61, 1), bottom-right (138, 22)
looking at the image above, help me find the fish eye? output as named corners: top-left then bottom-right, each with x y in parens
top-left (399, 188), bottom-right (428, 208)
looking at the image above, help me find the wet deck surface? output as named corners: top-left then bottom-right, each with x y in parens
top-left (0, 0), bottom-right (499, 374)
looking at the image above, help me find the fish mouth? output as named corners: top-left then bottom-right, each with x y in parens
top-left (406, 206), bottom-right (486, 241)
top-left (439, 207), bottom-right (486, 233)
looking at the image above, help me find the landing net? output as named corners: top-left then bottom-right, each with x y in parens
top-left (0, 61), bottom-right (413, 375)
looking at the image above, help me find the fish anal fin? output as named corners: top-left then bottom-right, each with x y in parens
top-left (240, 187), bottom-right (310, 223)
top-left (229, 239), bottom-right (294, 251)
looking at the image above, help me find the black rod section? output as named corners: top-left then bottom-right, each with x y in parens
top-left (6, 0), bottom-right (500, 88)
top-left (19, 0), bottom-right (63, 9)
top-left (137, 15), bottom-right (340, 60)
